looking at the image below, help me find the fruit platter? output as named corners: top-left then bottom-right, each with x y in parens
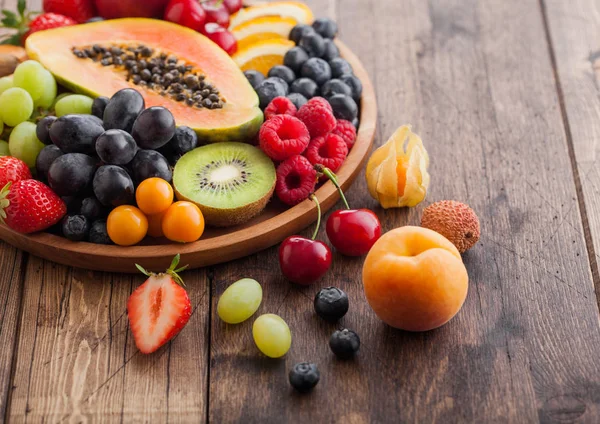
top-left (0, 0), bottom-right (376, 272)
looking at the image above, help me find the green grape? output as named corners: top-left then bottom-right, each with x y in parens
top-left (0, 88), bottom-right (34, 127)
top-left (217, 278), bottom-right (262, 324)
top-left (0, 141), bottom-right (9, 156)
top-left (0, 76), bottom-right (13, 95)
top-left (9, 122), bottom-right (45, 168)
top-left (51, 92), bottom-right (73, 110)
top-left (55, 94), bottom-right (94, 117)
top-left (0, 119), bottom-right (3, 134)
top-left (252, 314), bottom-right (292, 358)
top-left (34, 70), bottom-right (57, 109)
top-left (13, 60), bottom-right (47, 101)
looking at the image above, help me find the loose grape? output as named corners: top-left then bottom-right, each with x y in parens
top-left (0, 76), bottom-right (13, 95)
top-left (13, 60), bottom-right (47, 101)
top-left (9, 122), bottom-right (45, 168)
top-left (0, 88), bottom-right (34, 127)
top-left (34, 70), bottom-right (57, 109)
top-left (55, 94), bottom-right (94, 117)
top-left (217, 278), bottom-right (263, 324)
top-left (252, 314), bottom-right (292, 358)
top-left (0, 141), bottom-right (9, 156)
top-left (51, 92), bottom-right (73, 110)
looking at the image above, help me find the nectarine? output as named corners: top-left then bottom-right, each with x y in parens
top-left (362, 226), bottom-right (468, 331)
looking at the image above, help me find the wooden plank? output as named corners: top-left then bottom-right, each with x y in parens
top-left (541, 0), bottom-right (600, 303)
top-left (208, 0), bottom-right (600, 423)
top-left (8, 257), bottom-right (210, 422)
top-left (0, 244), bottom-right (25, 421)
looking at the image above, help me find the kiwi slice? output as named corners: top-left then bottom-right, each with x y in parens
top-left (173, 142), bottom-right (276, 227)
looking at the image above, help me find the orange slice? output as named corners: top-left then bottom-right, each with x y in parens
top-left (232, 16), bottom-right (297, 51)
top-left (233, 38), bottom-right (295, 76)
top-left (229, 1), bottom-right (314, 30)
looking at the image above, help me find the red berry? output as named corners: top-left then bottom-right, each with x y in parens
top-left (296, 97), bottom-right (337, 138)
top-left (259, 115), bottom-right (310, 161)
top-left (43, 0), bottom-right (96, 23)
top-left (332, 119), bottom-right (357, 150)
top-left (0, 157), bottom-right (32, 189)
top-left (223, 0), bottom-right (242, 14)
top-left (201, 0), bottom-right (230, 27)
top-left (264, 96), bottom-right (297, 120)
top-left (23, 13), bottom-right (77, 42)
top-left (202, 23), bottom-right (238, 56)
top-left (0, 180), bottom-right (66, 234)
top-left (279, 236), bottom-right (332, 285)
top-left (164, 0), bottom-right (207, 33)
top-left (305, 133), bottom-right (348, 172)
top-left (326, 209), bottom-right (381, 256)
top-left (275, 155), bottom-right (317, 206)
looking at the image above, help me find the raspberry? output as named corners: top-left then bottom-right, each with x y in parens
top-left (276, 155), bottom-right (317, 206)
top-left (332, 120), bottom-right (357, 150)
top-left (305, 133), bottom-right (348, 172)
top-left (296, 97), bottom-right (337, 138)
top-left (259, 115), bottom-right (310, 161)
top-left (264, 96), bottom-right (298, 120)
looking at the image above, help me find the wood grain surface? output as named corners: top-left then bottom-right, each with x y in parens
top-left (1, 0), bottom-right (600, 423)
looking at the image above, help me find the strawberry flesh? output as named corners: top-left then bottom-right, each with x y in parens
top-left (127, 273), bottom-right (192, 354)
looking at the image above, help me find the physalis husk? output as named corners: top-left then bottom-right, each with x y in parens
top-left (366, 125), bottom-right (430, 208)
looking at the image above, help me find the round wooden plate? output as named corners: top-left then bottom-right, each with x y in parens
top-left (0, 41), bottom-right (377, 273)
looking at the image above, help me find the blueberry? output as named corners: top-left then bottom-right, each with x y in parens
top-left (91, 96), bottom-right (109, 120)
top-left (300, 58), bottom-right (332, 86)
top-left (321, 39), bottom-right (340, 61)
top-left (61, 196), bottom-right (84, 215)
top-left (329, 329), bottom-right (360, 359)
top-left (321, 79), bottom-right (352, 99)
top-left (290, 78), bottom-right (319, 99)
top-left (289, 24), bottom-right (315, 44)
top-left (96, 129), bottom-right (138, 165)
top-left (88, 220), bottom-right (112, 245)
top-left (61, 215), bottom-right (90, 242)
top-left (244, 70), bottom-right (265, 90)
top-left (289, 363), bottom-right (320, 393)
top-left (131, 150), bottom-right (172, 184)
top-left (93, 165), bottom-right (135, 207)
top-left (268, 65), bottom-right (296, 85)
top-left (80, 197), bottom-right (109, 220)
top-left (329, 58), bottom-right (353, 78)
top-left (314, 287), bottom-right (349, 322)
top-left (283, 47), bottom-right (309, 74)
top-left (339, 74), bottom-right (363, 103)
top-left (36, 116), bottom-right (57, 145)
top-left (329, 94), bottom-right (358, 121)
top-left (287, 93), bottom-right (308, 109)
top-left (168, 126), bottom-right (198, 156)
top-left (299, 32), bottom-right (326, 58)
top-left (312, 18), bottom-right (338, 39)
top-left (256, 78), bottom-right (288, 109)
top-left (36, 145), bottom-right (63, 180)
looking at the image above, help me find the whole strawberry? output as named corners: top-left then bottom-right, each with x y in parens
top-left (43, 0), bottom-right (96, 23)
top-left (0, 179), bottom-right (66, 234)
top-left (0, 1), bottom-right (77, 46)
top-left (128, 255), bottom-right (192, 354)
top-left (0, 156), bottom-right (32, 189)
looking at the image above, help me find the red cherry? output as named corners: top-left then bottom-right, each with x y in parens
top-left (202, 23), bottom-right (238, 55)
top-left (201, 0), bottom-right (230, 27)
top-left (279, 236), bottom-right (332, 285)
top-left (164, 0), bottom-right (206, 32)
top-left (326, 209), bottom-right (381, 256)
top-left (223, 0), bottom-right (242, 14)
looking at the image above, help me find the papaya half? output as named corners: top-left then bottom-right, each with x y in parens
top-left (25, 19), bottom-right (263, 143)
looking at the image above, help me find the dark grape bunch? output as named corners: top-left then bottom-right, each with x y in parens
top-left (35, 88), bottom-right (199, 244)
top-left (244, 18), bottom-right (363, 129)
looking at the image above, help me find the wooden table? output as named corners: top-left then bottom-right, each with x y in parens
top-left (2, 0), bottom-right (600, 422)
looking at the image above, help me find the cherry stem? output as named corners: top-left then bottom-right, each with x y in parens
top-left (319, 167), bottom-right (351, 210)
top-left (310, 194), bottom-right (321, 241)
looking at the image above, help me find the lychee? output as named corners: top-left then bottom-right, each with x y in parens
top-left (421, 200), bottom-right (480, 253)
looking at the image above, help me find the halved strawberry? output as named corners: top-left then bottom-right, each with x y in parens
top-left (128, 255), bottom-right (192, 354)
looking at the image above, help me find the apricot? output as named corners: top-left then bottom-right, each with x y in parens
top-left (362, 226), bottom-right (468, 331)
